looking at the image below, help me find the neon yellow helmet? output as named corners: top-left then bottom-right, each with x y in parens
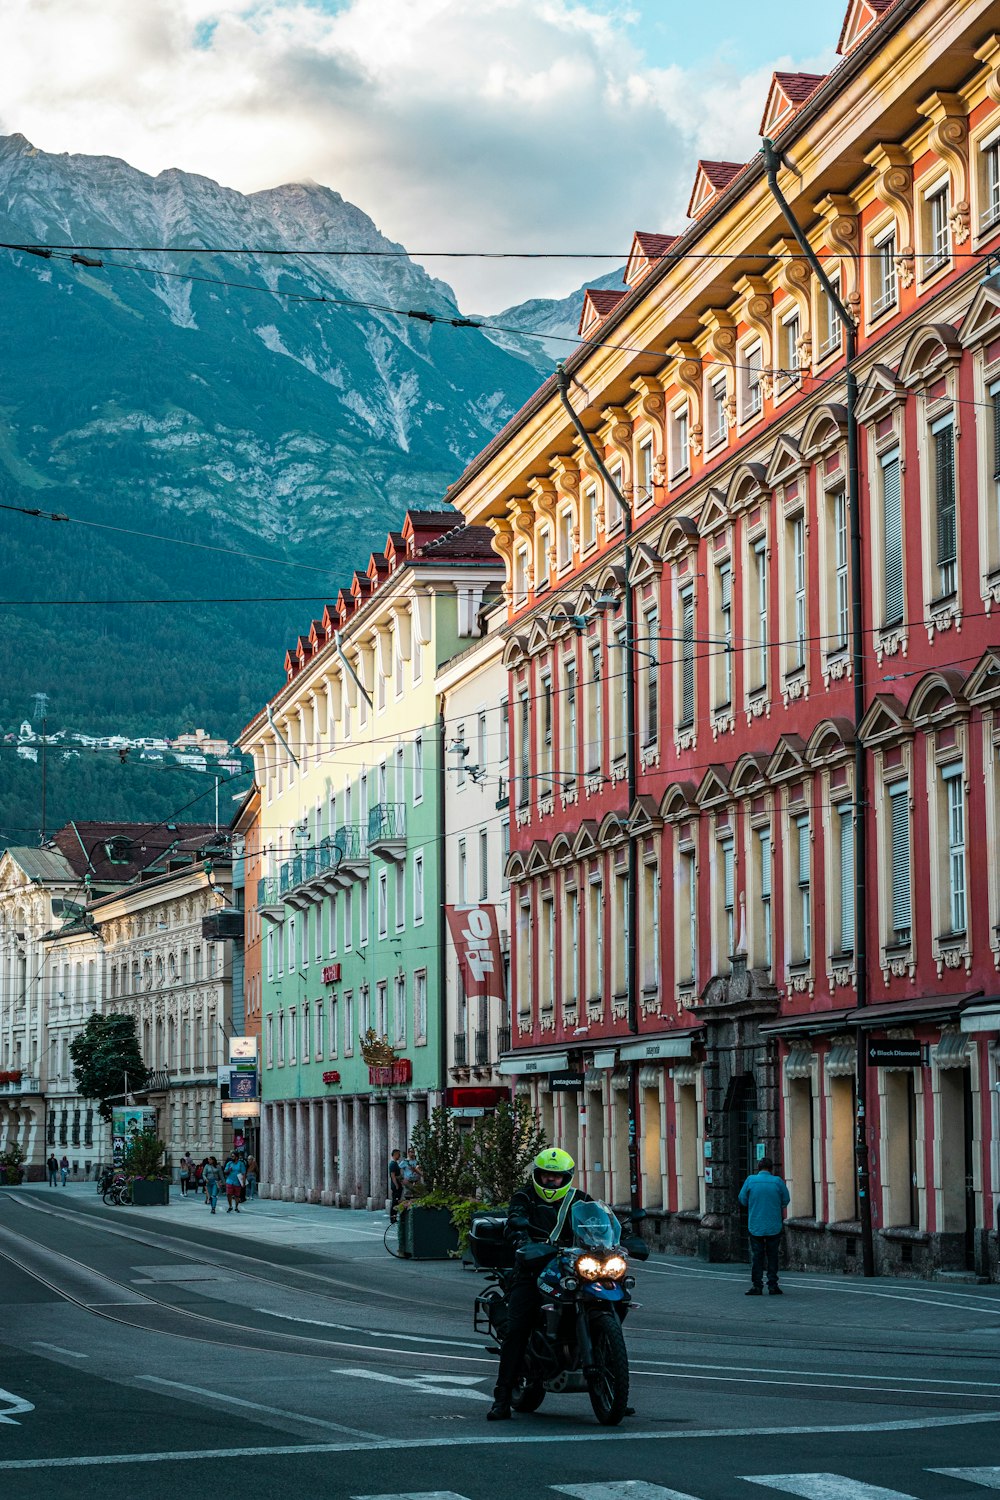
top-left (531, 1147), bottom-right (576, 1204)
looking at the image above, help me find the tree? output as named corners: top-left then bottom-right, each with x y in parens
top-left (69, 1013), bottom-right (150, 1122)
top-left (123, 1129), bottom-right (167, 1181)
top-left (409, 1106), bottom-right (475, 1198)
top-left (470, 1097), bottom-right (547, 1206)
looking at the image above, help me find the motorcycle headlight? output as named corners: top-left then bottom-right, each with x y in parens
top-left (561, 1276), bottom-right (578, 1291)
top-left (602, 1254), bottom-right (628, 1279)
top-left (576, 1254), bottom-right (602, 1280)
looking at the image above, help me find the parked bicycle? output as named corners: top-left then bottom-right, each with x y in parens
top-left (102, 1173), bottom-right (132, 1206)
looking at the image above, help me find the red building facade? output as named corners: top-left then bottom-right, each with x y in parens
top-left (449, 0), bottom-right (1000, 1278)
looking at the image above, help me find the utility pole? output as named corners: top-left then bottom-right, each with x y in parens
top-left (40, 716), bottom-right (47, 845)
top-left (556, 366), bottom-right (642, 1220)
top-left (762, 140), bottom-right (874, 1277)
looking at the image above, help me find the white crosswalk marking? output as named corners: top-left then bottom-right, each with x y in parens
top-left (741, 1478), bottom-right (918, 1499)
top-left (352, 1493), bottom-right (471, 1500)
top-left (929, 1473), bottom-right (1000, 1491)
top-left (553, 1483), bottom-right (703, 1500)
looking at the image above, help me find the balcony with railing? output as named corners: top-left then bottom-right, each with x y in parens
top-left (367, 802), bottom-right (406, 862)
top-left (474, 1029), bottom-right (490, 1067)
top-left (333, 823), bottom-right (369, 884)
top-left (496, 1024), bottom-right (511, 1058)
top-left (0, 1074), bottom-right (40, 1096)
top-left (257, 876), bottom-right (284, 923)
top-left (453, 1031), bottom-right (468, 1068)
top-left (281, 838), bottom-right (344, 909)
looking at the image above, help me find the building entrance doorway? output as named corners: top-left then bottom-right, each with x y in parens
top-left (726, 1073), bottom-right (758, 1256)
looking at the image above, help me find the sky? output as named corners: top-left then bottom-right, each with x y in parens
top-left (0, 1), bottom-right (840, 311)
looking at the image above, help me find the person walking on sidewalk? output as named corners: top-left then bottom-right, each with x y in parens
top-left (223, 1152), bottom-right (245, 1213)
top-left (59, 1154), bottom-right (70, 1186)
top-left (202, 1157), bottom-right (222, 1214)
top-left (739, 1156), bottom-right (790, 1296)
top-left (244, 1156), bottom-right (259, 1201)
top-left (179, 1153), bottom-right (191, 1197)
top-left (388, 1149), bottom-right (404, 1224)
top-left (46, 1154), bottom-right (59, 1187)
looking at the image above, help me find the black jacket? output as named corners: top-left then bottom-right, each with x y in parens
top-left (504, 1182), bottom-right (593, 1250)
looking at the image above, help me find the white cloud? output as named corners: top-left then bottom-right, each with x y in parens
top-left (0, 0), bottom-right (834, 310)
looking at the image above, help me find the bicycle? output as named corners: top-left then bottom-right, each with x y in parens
top-left (102, 1174), bottom-right (132, 1206)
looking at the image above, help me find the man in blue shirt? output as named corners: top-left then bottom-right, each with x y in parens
top-left (738, 1156), bottom-right (790, 1295)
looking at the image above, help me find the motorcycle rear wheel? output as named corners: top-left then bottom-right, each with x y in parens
top-left (587, 1314), bottom-right (629, 1426)
top-left (510, 1376), bottom-right (545, 1413)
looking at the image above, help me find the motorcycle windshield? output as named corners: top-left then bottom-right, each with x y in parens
top-left (570, 1200), bottom-right (621, 1249)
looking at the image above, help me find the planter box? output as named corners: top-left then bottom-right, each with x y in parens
top-left (130, 1178), bottom-right (170, 1207)
top-left (399, 1206), bottom-right (459, 1260)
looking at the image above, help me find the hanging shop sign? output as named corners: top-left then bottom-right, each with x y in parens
top-left (867, 1039), bottom-right (922, 1068)
top-left (445, 1086), bottom-right (510, 1109)
top-left (229, 1070), bottom-right (259, 1102)
top-left (549, 1071), bottom-right (585, 1093)
top-left (445, 904), bottom-right (505, 1003)
top-left (229, 1037), bottom-right (257, 1062)
top-left (368, 1059), bottom-right (413, 1087)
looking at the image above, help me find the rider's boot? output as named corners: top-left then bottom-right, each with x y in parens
top-left (486, 1386), bottom-right (512, 1421)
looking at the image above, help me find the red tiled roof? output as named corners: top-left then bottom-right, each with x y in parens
top-left (632, 232), bottom-right (679, 260)
top-left (836, 0), bottom-right (896, 55)
top-left (417, 524), bottom-right (497, 561)
top-left (578, 288), bottom-right (627, 335)
top-left (700, 161), bottom-right (744, 191)
top-left (49, 821), bottom-right (221, 885)
top-left (774, 71), bottom-right (826, 104)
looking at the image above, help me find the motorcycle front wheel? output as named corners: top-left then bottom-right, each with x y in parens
top-left (587, 1313), bottom-right (629, 1426)
top-left (510, 1376), bottom-right (545, 1413)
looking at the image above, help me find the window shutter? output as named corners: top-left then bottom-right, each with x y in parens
top-left (796, 817), bottom-right (810, 886)
top-left (681, 591), bottom-right (695, 723)
top-left (759, 831), bottom-right (772, 900)
top-left (993, 388), bottom-right (1000, 482)
top-left (934, 421), bottom-right (956, 568)
top-left (889, 786), bottom-right (910, 936)
top-left (882, 454), bottom-right (903, 625)
top-left (839, 807), bottom-right (854, 952)
top-left (722, 841), bottom-right (734, 908)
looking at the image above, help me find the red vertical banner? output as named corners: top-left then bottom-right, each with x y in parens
top-left (445, 905), bottom-right (505, 1002)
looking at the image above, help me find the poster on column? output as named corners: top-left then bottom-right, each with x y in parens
top-left (445, 904), bottom-right (505, 1001)
top-left (111, 1106), bottom-right (156, 1165)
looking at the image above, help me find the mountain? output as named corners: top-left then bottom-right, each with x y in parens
top-left (481, 267), bottom-right (628, 367)
top-left (0, 132), bottom-right (617, 836)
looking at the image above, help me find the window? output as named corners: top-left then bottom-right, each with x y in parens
top-left (394, 635), bottom-right (403, 698)
top-left (837, 804), bottom-right (855, 955)
top-left (414, 970), bottom-right (427, 1042)
top-left (757, 828), bottom-right (772, 969)
top-left (872, 225), bottom-right (897, 317)
top-left (943, 765), bottom-right (966, 935)
top-left (376, 980), bottom-right (387, 1037)
top-left (721, 838), bottom-right (735, 962)
top-left (610, 625), bottom-right (627, 759)
top-left (637, 435), bottom-right (654, 503)
top-left (778, 311), bottom-right (800, 394)
top-left (456, 722), bottom-right (466, 788)
top-left (676, 845), bottom-right (697, 986)
top-left (288, 1007), bottom-right (297, 1065)
top-left (458, 838), bottom-right (468, 904)
top-left (588, 879), bottom-right (604, 1001)
top-left (539, 673), bottom-right (553, 781)
top-left (751, 538), bottom-right (768, 691)
top-left (564, 886), bottom-right (579, 1006)
top-left (377, 869), bottom-right (388, 938)
top-left (413, 852), bottom-right (425, 924)
top-left (518, 688), bottom-right (530, 807)
top-left (517, 896), bottom-right (533, 1016)
top-left (477, 711), bottom-right (487, 769)
top-left (412, 625), bottom-right (423, 682)
top-left (359, 879), bottom-right (369, 946)
top-left (715, 562), bottom-right (732, 708)
top-left (679, 586), bottom-right (695, 727)
top-left (881, 450), bottom-right (904, 626)
top-left (931, 414), bottom-right (956, 598)
top-left (708, 373), bottom-right (728, 448)
top-left (888, 781), bottom-right (911, 944)
top-left (394, 975), bottom-right (406, 1046)
top-left (501, 818), bottom-right (510, 890)
top-left (641, 608), bottom-right (658, 746)
top-left (795, 815), bottom-right (811, 963)
top-left (479, 828), bottom-right (489, 902)
top-left (669, 402), bottom-right (690, 482)
top-left (818, 271), bottom-right (842, 360)
top-left (344, 991), bottom-right (354, 1054)
top-left (541, 897), bottom-right (555, 1009)
top-left (982, 133), bottom-right (1000, 231)
top-left (413, 734), bottom-right (423, 802)
top-left (329, 993), bottom-right (338, 1058)
top-left (395, 744), bottom-right (405, 803)
top-left (558, 508), bottom-right (574, 570)
top-left (562, 659), bottom-right (578, 783)
top-left (614, 869), bottom-right (629, 996)
top-left (740, 341), bottom-right (763, 420)
top-left (790, 516), bottom-right (806, 671)
top-left (513, 545), bottom-right (528, 606)
top-left (607, 461), bottom-right (625, 532)
top-left (536, 525), bottom-right (552, 591)
top-left (832, 490), bottom-right (849, 650)
top-left (641, 858), bottom-right (660, 992)
top-left (923, 181), bottom-right (950, 276)
top-left (586, 642), bottom-right (603, 773)
top-left (376, 658), bottom-right (386, 713)
top-left (499, 699), bottom-right (509, 764)
top-left (265, 1013), bottom-right (274, 1068)
top-left (344, 885), bottom-right (353, 950)
top-left (582, 483), bottom-right (598, 550)
top-left (395, 862), bottom-right (405, 931)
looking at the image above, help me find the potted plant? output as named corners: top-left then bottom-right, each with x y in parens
top-left (0, 1142), bottom-right (25, 1186)
top-left (398, 1108), bottom-right (475, 1259)
top-left (123, 1129), bottom-right (170, 1206)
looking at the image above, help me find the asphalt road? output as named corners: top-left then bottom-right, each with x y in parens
top-left (1, 1185), bottom-right (999, 1500)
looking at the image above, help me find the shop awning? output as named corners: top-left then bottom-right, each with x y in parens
top-left (496, 1051), bottom-right (569, 1076)
top-left (610, 1065), bottom-right (631, 1091)
top-left (784, 1047), bottom-right (815, 1080)
top-left (638, 1066), bottom-right (662, 1089)
top-left (583, 1068), bottom-right (604, 1088)
top-left (842, 992), bottom-right (982, 1029)
top-left (759, 1008), bottom-right (856, 1038)
top-left (933, 1031), bottom-right (970, 1069)
top-left (960, 1000), bottom-right (1000, 1034)
top-left (619, 1027), bottom-right (704, 1062)
top-left (825, 1041), bottom-right (856, 1077)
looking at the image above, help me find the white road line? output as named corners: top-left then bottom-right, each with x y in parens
top-left (632, 1368), bottom-right (1000, 1401)
top-left (741, 1478), bottom-right (916, 1498)
top-left (1, 1410), bottom-right (1000, 1470)
top-left (0, 1388), bottom-right (35, 1426)
top-left (258, 1309), bottom-right (484, 1349)
top-left (630, 1357), bottom-right (1000, 1391)
top-left (333, 1370), bottom-right (490, 1402)
top-left (554, 1482), bottom-right (703, 1499)
top-left (136, 1375), bottom-right (381, 1438)
top-left (352, 1492), bottom-right (471, 1499)
top-left (929, 1471), bottom-right (1000, 1490)
top-left (639, 1263), bottom-right (1000, 1315)
top-left (32, 1341), bottom-right (88, 1359)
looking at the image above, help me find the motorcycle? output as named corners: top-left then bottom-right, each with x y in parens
top-left (471, 1199), bottom-right (648, 1426)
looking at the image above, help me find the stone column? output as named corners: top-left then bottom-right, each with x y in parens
top-left (308, 1099), bottom-right (321, 1203)
top-left (262, 1102), bottom-right (278, 1197)
top-left (370, 1100), bottom-right (388, 1210)
top-left (293, 1101), bottom-right (308, 1201)
top-left (321, 1097), bottom-right (336, 1204)
top-left (336, 1096), bottom-right (351, 1203)
top-left (406, 1097), bottom-right (423, 1144)
top-left (282, 1100), bottom-right (294, 1200)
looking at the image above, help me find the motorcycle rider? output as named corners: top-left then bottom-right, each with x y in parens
top-left (486, 1147), bottom-right (591, 1421)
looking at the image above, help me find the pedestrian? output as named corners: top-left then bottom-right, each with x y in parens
top-left (59, 1154), bottom-right (69, 1186)
top-left (401, 1145), bottom-right (422, 1198)
top-left (202, 1157), bottom-right (222, 1213)
top-left (244, 1156), bottom-right (259, 1201)
top-left (738, 1155), bottom-right (791, 1296)
top-left (196, 1157), bottom-right (209, 1200)
top-left (223, 1152), bottom-right (245, 1213)
top-left (46, 1153), bottom-right (59, 1187)
top-left (388, 1148), bottom-right (404, 1224)
top-left (179, 1152), bottom-right (191, 1197)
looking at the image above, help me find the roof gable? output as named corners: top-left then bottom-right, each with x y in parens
top-left (837, 0), bottom-right (895, 56)
top-left (624, 231), bottom-right (679, 288)
top-left (688, 161), bottom-right (744, 220)
top-left (760, 72), bottom-right (826, 138)
top-left (578, 288), bottom-right (627, 338)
